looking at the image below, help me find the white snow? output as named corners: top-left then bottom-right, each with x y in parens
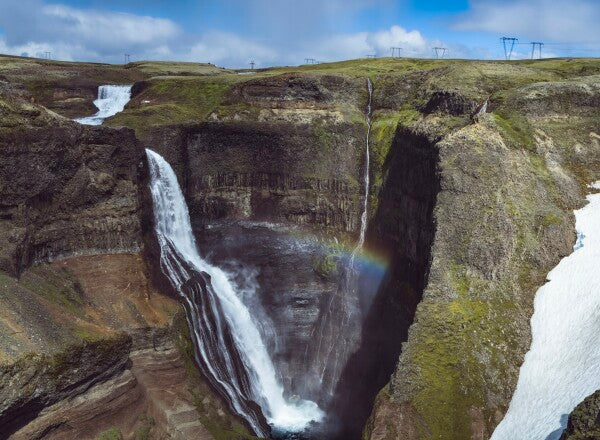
top-left (492, 183), bottom-right (600, 440)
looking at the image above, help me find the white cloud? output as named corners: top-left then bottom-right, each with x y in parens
top-left (0, 0), bottom-right (181, 62)
top-left (185, 31), bottom-right (277, 68)
top-left (41, 4), bottom-right (180, 48)
top-left (455, 0), bottom-right (600, 43)
top-left (0, 1), bottom-right (449, 67)
top-left (366, 25), bottom-right (430, 56)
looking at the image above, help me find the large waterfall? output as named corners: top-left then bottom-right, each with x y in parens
top-left (145, 149), bottom-right (323, 437)
top-left (492, 183), bottom-right (600, 440)
top-left (75, 85), bottom-right (132, 125)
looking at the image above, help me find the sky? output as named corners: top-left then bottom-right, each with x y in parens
top-left (0, 0), bottom-right (599, 68)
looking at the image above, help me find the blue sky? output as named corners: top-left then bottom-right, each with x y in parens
top-left (0, 0), bottom-right (599, 67)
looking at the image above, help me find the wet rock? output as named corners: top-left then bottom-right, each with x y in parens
top-left (560, 390), bottom-right (600, 440)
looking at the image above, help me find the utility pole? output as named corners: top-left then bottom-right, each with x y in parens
top-left (530, 42), bottom-right (544, 59)
top-left (304, 58), bottom-right (316, 64)
top-left (249, 60), bottom-right (255, 70)
top-left (124, 53), bottom-right (130, 64)
top-left (433, 47), bottom-right (447, 58)
top-left (500, 37), bottom-right (518, 60)
top-left (366, 54), bottom-right (377, 58)
top-left (44, 51), bottom-right (51, 60)
top-left (390, 47), bottom-right (402, 58)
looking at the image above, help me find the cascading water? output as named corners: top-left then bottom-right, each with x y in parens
top-left (309, 78), bottom-right (374, 400)
top-left (491, 182), bottom-right (600, 440)
top-left (354, 77), bottom-right (373, 255)
top-left (145, 148), bottom-right (324, 437)
top-left (75, 85), bottom-right (132, 125)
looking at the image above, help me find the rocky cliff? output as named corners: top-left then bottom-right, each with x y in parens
top-left (0, 82), bottom-right (145, 275)
top-left (0, 70), bottom-right (256, 439)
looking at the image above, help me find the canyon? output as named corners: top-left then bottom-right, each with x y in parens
top-left (1, 54), bottom-right (600, 439)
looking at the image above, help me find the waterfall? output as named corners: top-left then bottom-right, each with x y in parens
top-left (491, 182), bottom-right (600, 440)
top-left (145, 149), bottom-right (323, 437)
top-left (309, 78), bottom-right (373, 399)
top-left (75, 85), bottom-right (132, 125)
top-left (352, 77), bottom-right (373, 259)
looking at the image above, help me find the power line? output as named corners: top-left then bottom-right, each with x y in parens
top-left (500, 37), bottom-right (518, 60)
top-left (433, 47), bottom-right (447, 58)
top-left (530, 42), bottom-right (543, 59)
top-left (390, 47), bottom-right (402, 57)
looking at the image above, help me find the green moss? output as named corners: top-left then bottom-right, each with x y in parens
top-left (71, 326), bottom-right (102, 342)
top-left (493, 111), bottom-right (535, 151)
top-left (135, 415), bottom-right (155, 440)
top-left (107, 76), bottom-right (238, 137)
top-left (312, 254), bottom-right (339, 279)
top-left (16, 266), bottom-right (85, 316)
top-left (97, 427), bottom-right (123, 440)
top-left (410, 269), bottom-right (520, 439)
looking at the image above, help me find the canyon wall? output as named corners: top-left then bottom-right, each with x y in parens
top-left (0, 76), bottom-right (256, 440)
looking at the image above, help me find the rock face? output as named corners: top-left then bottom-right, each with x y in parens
top-left (560, 390), bottom-right (600, 440)
top-left (3, 327), bottom-right (227, 440)
top-left (0, 85), bottom-right (146, 275)
top-left (0, 335), bottom-right (132, 438)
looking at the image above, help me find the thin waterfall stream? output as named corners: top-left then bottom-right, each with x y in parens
top-left (146, 149), bottom-right (324, 437)
top-left (309, 77), bottom-right (374, 400)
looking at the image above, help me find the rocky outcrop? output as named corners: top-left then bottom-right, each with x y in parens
top-left (560, 390), bottom-right (600, 440)
top-left (0, 85), bottom-right (146, 276)
top-left (3, 327), bottom-right (229, 440)
top-left (0, 335), bottom-right (132, 438)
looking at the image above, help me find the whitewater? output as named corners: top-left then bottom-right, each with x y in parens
top-left (492, 182), bottom-right (600, 440)
top-left (75, 85), bottom-right (132, 125)
top-left (145, 148), bottom-right (323, 436)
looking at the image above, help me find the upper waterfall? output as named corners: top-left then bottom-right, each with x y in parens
top-left (352, 77), bottom-right (373, 259)
top-left (491, 182), bottom-right (600, 440)
top-left (145, 148), bottom-right (324, 437)
top-left (75, 85), bottom-right (132, 125)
